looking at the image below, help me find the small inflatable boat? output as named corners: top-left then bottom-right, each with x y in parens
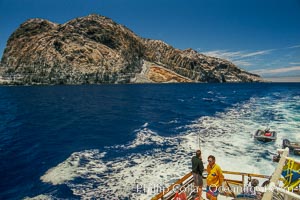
top-left (254, 128), bottom-right (277, 142)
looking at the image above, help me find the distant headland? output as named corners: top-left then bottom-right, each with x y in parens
top-left (0, 14), bottom-right (262, 85)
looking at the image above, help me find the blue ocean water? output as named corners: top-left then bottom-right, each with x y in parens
top-left (0, 83), bottom-right (299, 200)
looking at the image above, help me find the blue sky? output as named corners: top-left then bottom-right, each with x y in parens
top-left (1, 0), bottom-right (300, 80)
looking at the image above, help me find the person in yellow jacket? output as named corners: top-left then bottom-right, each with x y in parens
top-left (206, 155), bottom-right (224, 200)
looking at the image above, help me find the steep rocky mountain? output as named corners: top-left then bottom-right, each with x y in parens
top-left (0, 14), bottom-right (262, 85)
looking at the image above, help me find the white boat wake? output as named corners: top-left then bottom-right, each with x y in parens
top-left (27, 92), bottom-right (300, 199)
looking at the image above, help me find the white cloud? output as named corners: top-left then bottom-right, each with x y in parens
top-left (232, 60), bottom-right (252, 66)
top-left (239, 50), bottom-right (274, 58)
top-left (201, 50), bottom-right (242, 60)
top-left (287, 45), bottom-right (300, 49)
top-left (199, 44), bottom-right (299, 75)
top-left (289, 62), bottom-right (300, 65)
top-left (201, 50), bottom-right (241, 59)
top-left (201, 49), bottom-right (273, 59)
top-left (251, 66), bottom-right (300, 75)
top-left (200, 49), bottom-right (273, 67)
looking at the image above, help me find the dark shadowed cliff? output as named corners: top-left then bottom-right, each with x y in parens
top-left (0, 14), bottom-right (262, 85)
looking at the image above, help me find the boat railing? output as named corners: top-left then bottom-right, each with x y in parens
top-left (151, 170), bottom-right (271, 200)
top-left (151, 148), bottom-right (300, 200)
top-left (151, 172), bottom-right (193, 200)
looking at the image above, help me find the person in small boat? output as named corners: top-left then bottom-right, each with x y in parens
top-left (206, 155), bottom-right (224, 200)
top-left (192, 150), bottom-right (204, 200)
top-left (265, 128), bottom-right (270, 132)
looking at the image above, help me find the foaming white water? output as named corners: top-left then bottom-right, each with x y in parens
top-left (41, 150), bottom-right (107, 185)
top-left (37, 92), bottom-right (300, 199)
top-left (142, 122), bottom-right (148, 127)
top-left (184, 94), bottom-right (300, 175)
top-left (126, 127), bottom-right (166, 149)
top-left (40, 128), bottom-right (186, 199)
top-left (23, 194), bottom-right (53, 200)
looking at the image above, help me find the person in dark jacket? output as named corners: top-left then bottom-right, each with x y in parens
top-left (192, 149), bottom-right (204, 200)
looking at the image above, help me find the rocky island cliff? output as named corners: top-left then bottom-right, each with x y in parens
top-left (0, 14), bottom-right (262, 85)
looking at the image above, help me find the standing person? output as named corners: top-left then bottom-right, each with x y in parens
top-left (206, 155), bottom-right (224, 200)
top-left (192, 150), bottom-right (204, 200)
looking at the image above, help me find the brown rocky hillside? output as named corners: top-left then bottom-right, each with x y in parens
top-left (0, 14), bottom-right (262, 85)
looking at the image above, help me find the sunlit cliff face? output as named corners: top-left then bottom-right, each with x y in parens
top-left (0, 14), bottom-right (262, 85)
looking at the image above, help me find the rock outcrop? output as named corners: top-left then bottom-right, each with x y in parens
top-left (0, 14), bottom-right (262, 85)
